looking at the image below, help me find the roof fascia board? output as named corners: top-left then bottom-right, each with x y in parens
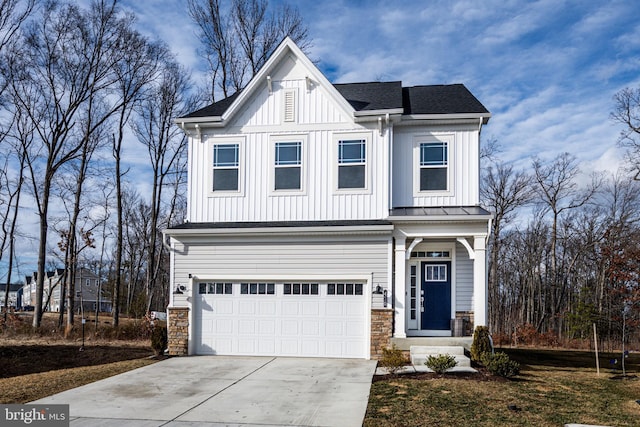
top-left (354, 108), bottom-right (404, 117)
top-left (389, 214), bottom-right (493, 222)
top-left (403, 113), bottom-right (491, 123)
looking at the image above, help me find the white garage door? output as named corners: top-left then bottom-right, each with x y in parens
top-left (193, 282), bottom-right (368, 358)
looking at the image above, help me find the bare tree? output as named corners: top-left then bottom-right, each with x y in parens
top-left (481, 161), bottom-right (532, 332)
top-left (130, 59), bottom-right (195, 313)
top-left (188, 0), bottom-right (310, 101)
top-left (3, 0), bottom-right (148, 327)
top-left (0, 0), bottom-right (36, 101)
top-left (611, 87), bottom-right (640, 179)
top-left (531, 153), bottom-right (600, 334)
top-left (110, 28), bottom-right (166, 326)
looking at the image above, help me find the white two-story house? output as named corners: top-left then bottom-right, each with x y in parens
top-left (165, 38), bottom-right (491, 359)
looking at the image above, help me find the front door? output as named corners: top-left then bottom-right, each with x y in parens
top-left (421, 261), bottom-right (451, 330)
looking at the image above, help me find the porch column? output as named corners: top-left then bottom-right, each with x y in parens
top-left (394, 237), bottom-right (407, 338)
top-left (473, 235), bottom-right (487, 327)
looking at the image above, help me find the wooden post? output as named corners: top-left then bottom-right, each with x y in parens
top-left (593, 323), bottom-right (599, 376)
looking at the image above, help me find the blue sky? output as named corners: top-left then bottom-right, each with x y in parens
top-left (4, 0), bottom-right (640, 282)
top-left (124, 0), bottom-right (639, 174)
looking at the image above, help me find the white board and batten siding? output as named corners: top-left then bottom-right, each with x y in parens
top-left (187, 55), bottom-right (391, 224)
top-left (171, 234), bottom-right (391, 358)
top-left (391, 125), bottom-right (481, 208)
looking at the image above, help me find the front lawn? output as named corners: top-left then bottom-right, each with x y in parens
top-left (365, 348), bottom-right (640, 426)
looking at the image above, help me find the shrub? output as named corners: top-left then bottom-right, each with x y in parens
top-left (150, 325), bottom-right (167, 356)
top-left (470, 325), bottom-right (493, 362)
top-left (425, 354), bottom-right (458, 374)
top-left (378, 345), bottom-right (408, 375)
top-left (481, 351), bottom-right (520, 378)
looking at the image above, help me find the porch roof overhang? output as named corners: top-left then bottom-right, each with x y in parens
top-left (388, 206), bottom-right (493, 223)
top-left (163, 219), bottom-right (394, 238)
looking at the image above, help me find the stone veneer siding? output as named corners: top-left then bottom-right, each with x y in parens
top-left (168, 307), bottom-right (189, 356)
top-left (370, 308), bottom-right (393, 360)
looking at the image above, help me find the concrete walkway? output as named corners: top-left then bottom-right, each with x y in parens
top-left (33, 356), bottom-right (377, 427)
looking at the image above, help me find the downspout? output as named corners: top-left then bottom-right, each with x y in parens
top-left (387, 113), bottom-right (393, 215)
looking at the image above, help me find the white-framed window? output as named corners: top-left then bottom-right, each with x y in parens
top-left (425, 264), bottom-right (448, 281)
top-left (270, 134), bottom-right (306, 194)
top-left (334, 132), bottom-right (370, 191)
top-left (414, 134), bottom-right (453, 194)
top-left (275, 141), bottom-right (301, 190)
top-left (209, 137), bottom-right (244, 195)
top-left (213, 144), bottom-right (239, 191)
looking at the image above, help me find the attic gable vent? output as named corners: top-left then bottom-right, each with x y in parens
top-left (283, 89), bottom-right (296, 122)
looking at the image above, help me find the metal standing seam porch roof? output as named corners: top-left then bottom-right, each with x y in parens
top-left (165, 208), bottom-right (493, 233)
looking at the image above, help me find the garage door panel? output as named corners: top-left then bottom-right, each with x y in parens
top-left (301, 340), bottom-right (319, 356)
top-left (281, 340), bottom-right (298, 355)
top-left (301, 301), bottom-right (320, 315)
top-left (258, 301), bottom-right (277, 315)
top-left (346, 321), bottom-right (365, 337)
top-left (302, 320), bottom-right (319, 336)
top-left (258, 320), bottom-right (275, 334)
top-left (325, 301), bottom-right (344, 315)
top-left (239, 301), bottom-right (255, 314)
top-left (281, 320), bottom-right (298, 335)
top-left (325, 321), bottom-right (343, 336)
top-left (195, 283), bottom-right (367, 358)
top-left (282, 301), bottom-right (299, 315)
top-left (216, 319), bottom-right (233, 334)
top-left (216, 300), bottom-right (234, 314)
top-left (238, 319), bottom-right (255, 334)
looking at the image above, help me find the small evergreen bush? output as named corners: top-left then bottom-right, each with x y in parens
top-left (378, 345), bottom-right (408, 375)
top-left (425, 354), bottom-right (458, 374)
top-left (481, 351), bottom-right (520, 378)
top-left (470, 325), bottom-right (493, 362)
top-left (150, 325), bottom-right (168, 356)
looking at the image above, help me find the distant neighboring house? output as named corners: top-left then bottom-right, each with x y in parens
top-left (0, 283), bottom-right (23, 310)
top-left (22, 268), bottom-right (112, 313)
top-left (164, 38), bottom-right (491, 359)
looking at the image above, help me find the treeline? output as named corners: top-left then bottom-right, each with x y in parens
top-left (0, 0), bottom-right (309, 331)
top-left (0, 0), bottom-right (196, 330)
top-left (484, 150), bottom-right (640, 349)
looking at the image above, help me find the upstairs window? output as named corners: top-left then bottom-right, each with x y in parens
top-left (274, 141), bottom-right (301, 190)
top-left (338, 139), bottom-right (366, 189)
top-left (419, 141), bottom-right (448, 191)
top-left (213, 143), bottom-right (239, 191)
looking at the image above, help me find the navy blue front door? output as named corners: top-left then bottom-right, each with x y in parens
top-left (421, 261), bottom-right (451, 330)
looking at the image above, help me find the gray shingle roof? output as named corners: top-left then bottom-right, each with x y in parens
top-left (402, 84), bottom-right (489, 115)
top-left (333, 81), bottom-right (403, 111)
top-left (181, 91), bottom-right (242, 119)
top-left (178, 82), bottom-right (488, 119)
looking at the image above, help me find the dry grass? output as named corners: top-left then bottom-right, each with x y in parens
top-left (365, 348), bottom-right (640, 427)
top-left (0, 358), bottom-right (156, 403)
top-left (0, 312), bottom-right (160, 403)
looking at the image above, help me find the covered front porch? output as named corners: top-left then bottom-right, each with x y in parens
top-left (389, 207), bottom-right (492, 341)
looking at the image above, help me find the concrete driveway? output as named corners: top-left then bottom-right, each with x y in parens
top-left (33, 356), bottom-right (377, 427)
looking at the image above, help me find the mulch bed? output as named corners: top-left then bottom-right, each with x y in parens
top-left (373, 367), bottom-right (509, 383)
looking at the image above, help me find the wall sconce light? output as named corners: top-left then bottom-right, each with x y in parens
top-left (173, 284), bottom-right (186, 294)
top-left (374, 285), bottom-right (383, 294)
